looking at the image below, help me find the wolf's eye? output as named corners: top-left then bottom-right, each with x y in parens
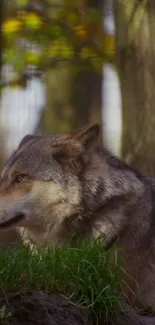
top-left (14, 174), bottom-right (25, 183)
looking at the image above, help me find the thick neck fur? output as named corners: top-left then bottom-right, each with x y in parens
top-left (18, 145), bottom-right (155, 308)
top-left (69, 147), bottom-right (155, 309)
top-left (59, 147), bottom-right (155, 309)
top-left (67, 147), bottom-right (146, 243)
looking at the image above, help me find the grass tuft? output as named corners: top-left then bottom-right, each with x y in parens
top-left (0, 238), bottom-right (123, 324)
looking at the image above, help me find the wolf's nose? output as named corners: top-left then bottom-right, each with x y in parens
top-left (0, 213), bottom-right (25, 228)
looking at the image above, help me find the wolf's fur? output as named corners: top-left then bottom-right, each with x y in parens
top-left (0, 124), bottom-right (155, 313)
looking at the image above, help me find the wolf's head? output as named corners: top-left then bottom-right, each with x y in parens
top-left (0, 125), bottom-right (101, 241)
top-left (0, 124), bottom-right (144, 246)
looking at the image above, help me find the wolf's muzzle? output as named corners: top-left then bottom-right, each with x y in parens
top-left (0, 213), bottom-right (25, 228)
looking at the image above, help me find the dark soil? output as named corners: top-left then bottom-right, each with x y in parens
top-left (0, 291), bottom-right (89, 325)
top-left (1, 291), bottom-right (155, 325)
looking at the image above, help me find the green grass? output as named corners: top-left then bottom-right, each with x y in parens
top-left (0, 238), bottom-right (123, 324)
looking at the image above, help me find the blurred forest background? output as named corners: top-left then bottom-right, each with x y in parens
top-left (0, 0), bottom-right (155, 176)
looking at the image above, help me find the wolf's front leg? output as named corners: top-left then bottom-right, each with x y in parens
top-left (16, 226), bottom-right (38, 254)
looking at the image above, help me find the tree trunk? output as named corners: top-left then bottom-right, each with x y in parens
top-left (43, 62), bottom-right (74, 132)
top-left (0, 0), bottom-right (4, 81)
top-left (71, 64), bottom-right (102, 129)
top-left (113, 0), bottom-right (155, 176)
top-left (43, 0), bottom-right (102, 133)
top-left (71, 0), bottom-right (102, 129)
top-left (44, 64), bottom-right (102, 134)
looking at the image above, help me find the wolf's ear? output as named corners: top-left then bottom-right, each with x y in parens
top-left (74, 124), bottom-right (100, 151)
top-left (53, 124), bottom-right (100, 172)
top-left (18, 134), bottom-right (38, 149)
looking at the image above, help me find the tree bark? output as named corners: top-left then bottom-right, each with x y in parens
top-left (71, 64), bottom-right (102, 129)
top-left (71, 0), bottom-right (102, 129)
top-left (0, 0), bottom-right (4, 81)
top-left (43, 0), bottom-right (102, 133)
top-left (43, 62), bottom-right (74, 132)
top-left (42, 62), bottom-right (102, 132)
top-left (113, 0), bottom-right (155, 176)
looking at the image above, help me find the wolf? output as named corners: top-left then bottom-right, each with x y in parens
top-left (0, 124), bottom-right (155, 316)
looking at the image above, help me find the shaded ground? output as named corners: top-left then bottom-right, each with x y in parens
top-left (1, 291), bottom-right (155, 325)
top-left (0, 292), bottom-right (89, 325)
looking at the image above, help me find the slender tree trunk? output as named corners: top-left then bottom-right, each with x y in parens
top-left (71, 0), bottom-right (102, 129)
top-left (43, 63), bottom-right (102, 133)
top-left (0, 0), bottom-right (4, 81)
top-left (42, 0), bottom-right (103, 133)
top-left (43, 62), bottom-right (74, 132)
top-left (0, 0), bottom-right (22, 247)
top-left (72, 65), bottom-right (102, 128)
top-left (113, 0), bottom-right (155, 176)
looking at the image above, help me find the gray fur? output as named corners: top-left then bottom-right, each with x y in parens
top-left (0, 124), bottom-right (155, 321)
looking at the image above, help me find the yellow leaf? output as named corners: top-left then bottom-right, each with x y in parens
top-left (67, 12), bottom-right (78, 26)
top-left (74, 25), bottom-right (88, 39)
top-left (18, 10), bottom-right (26, 19)
top-left (64, 0), bottom-right (87, 7)
top-left (80, 47), bottom-right (95, 59)
top-left (3, 19), bottom-right (22, 33)
top-left (23, 13), bottom-right (43, 29)
top-left (52, 25), bottom-right (62, 37)
top-left (60, 45), bottom-right (74, 58)
top-left (92, 58), bottom-right (103, 72)
top-left (24, 52), bottom-right (41, 64)
top-left (103, 34), bottom-right (115, 57)
top-left (47, 42), bottom-right (60, 57)
top-left (16, 0), bottom-right (28, 6)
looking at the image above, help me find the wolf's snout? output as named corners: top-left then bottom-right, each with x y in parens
top-left (0, 213), bottom-right (25, 229)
